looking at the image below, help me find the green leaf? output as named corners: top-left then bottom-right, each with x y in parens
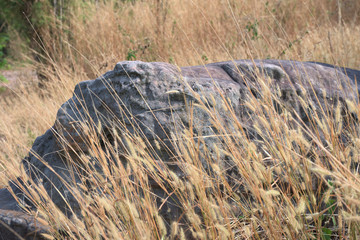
top-left (126, 49), bottom-right (137, 61)
top-left (321, 227), bottom-right (332, 240)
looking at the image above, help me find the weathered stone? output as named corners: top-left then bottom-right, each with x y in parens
top-left (1, 59), bottom-right (359, 238)
top-left (0, 208), bottom-right (48, 240)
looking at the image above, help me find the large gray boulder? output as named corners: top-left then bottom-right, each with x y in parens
top-left (0, 59), bottom-right (359, 239)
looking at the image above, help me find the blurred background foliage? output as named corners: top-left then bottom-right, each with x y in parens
top-left (0, 0), bottom-right (359, 72)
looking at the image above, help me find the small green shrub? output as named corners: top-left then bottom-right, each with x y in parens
top-left (0, 33), bottom-right (9, 68)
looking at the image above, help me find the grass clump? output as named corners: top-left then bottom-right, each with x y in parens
top-left (4, 63), bottom-right (360, 239)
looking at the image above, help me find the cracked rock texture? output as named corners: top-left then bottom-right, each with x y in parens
top-left (0, 59), bottom-right (359, 238)
top-left (0, 208), bottom-right (47, 240)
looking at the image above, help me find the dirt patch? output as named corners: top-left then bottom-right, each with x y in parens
top-left (0, 68), bottom-right (39, 98)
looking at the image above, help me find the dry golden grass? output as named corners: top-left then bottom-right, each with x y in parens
top-left (1, 0), bottom-right (360, 239)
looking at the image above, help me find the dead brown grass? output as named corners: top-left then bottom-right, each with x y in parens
top-left (0, 0), bottom-right (360, 239)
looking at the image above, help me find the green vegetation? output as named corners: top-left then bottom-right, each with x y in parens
top-left (0, 74), bottom-right (7, 93)
top-left (0, 33), bottom-right (9, 68)
top-left (246, 20), bottom-right (259, 40)
top-left (0, 74), bottom-right (8, 83)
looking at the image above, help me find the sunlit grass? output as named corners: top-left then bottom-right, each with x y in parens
top-left (0, 0), bottom-right (360, 239)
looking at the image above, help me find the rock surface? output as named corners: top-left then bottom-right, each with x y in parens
top-left (0, 208), bottom-right (48, 240)
top-left (0, 59), bottom-right (359, 238)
